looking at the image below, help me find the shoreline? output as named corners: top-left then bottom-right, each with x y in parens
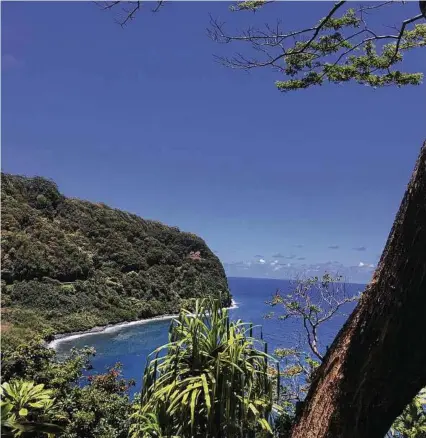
top-left (48, 299), bottom-right (239, 350)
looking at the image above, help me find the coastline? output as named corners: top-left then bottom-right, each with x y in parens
top-left (48, 299), bottom-right (239, 350)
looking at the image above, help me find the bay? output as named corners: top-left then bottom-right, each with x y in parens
top-left (54, 277), bottom-right (365, 394)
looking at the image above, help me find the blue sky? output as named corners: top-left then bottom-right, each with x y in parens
top-left (2, 1), bottom-right (425, 283)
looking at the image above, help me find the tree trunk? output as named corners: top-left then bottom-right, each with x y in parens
top-left (291, 141), bottom-right (426, 438)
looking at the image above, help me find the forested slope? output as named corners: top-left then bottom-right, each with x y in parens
top-left (1, 173), bottom-right (230, 346)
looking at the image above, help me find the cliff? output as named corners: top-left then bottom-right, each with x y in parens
top-left (1, 173), bottom-right (230, 346)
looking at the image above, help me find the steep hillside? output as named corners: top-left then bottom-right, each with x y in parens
top-left (1, 173), bottom-right (230, 346)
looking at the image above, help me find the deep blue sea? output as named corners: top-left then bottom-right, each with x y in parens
top-left (55, 277), bottom-right (365, 394)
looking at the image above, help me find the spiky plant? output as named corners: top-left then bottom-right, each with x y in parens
top-left (130, 298), bottom-right (281, 438)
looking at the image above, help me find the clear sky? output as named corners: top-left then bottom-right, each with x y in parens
top-left (2, 1), bottom-right (425, 283)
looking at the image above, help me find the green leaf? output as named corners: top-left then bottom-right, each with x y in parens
top-left (18, 408), bottom-right (28, 417)
top-left (190, 388), bottom-right (199, 431)
top-left (201, 373), bottom-right (211, 414)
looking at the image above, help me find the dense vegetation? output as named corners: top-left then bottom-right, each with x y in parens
top-left (1, 173), bottom-right (230, 348)
top-left (1, 341), bottom-right (134, 437)
top-left (1, 296), bottom-right (425, 437)
top-left (0, 299), bottom-right (281, 438)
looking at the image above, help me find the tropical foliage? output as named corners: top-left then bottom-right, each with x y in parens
top-left (388, 388), bottom-right (426, 438)
top-left (130, 298), bottom-right (281, 437)
top-left (1, 299), bottom-right (426, 438)
top-left (0, 380), bottom-right (64, 437)
top-left (1, 173), bottom-right (230, 348)
top-left (1, 342), bottom-right (135, 438)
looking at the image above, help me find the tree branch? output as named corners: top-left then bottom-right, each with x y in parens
top-left (303, 317), bottom-right (323, 362)
top-left (388, 13), bottom-right (424, 64)
top-left (96, 1), bottom-right (164, 26)
top-left (209, 1), bottom-right (425, 90)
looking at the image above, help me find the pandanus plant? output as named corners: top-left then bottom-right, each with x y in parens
top-left (130, 298), bottom-right (282, 438)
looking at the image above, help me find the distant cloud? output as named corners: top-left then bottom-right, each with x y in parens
top-left (328, 245), bottom-right (339, 250)
top-left (294, 244), bottom-right (304, 248)
top-left (272, 253), bottom-right (285, 258)
top-left (254, 254), bottom-right (264, 259)
top-left (223, 258), bottom-right (375, 284)
top-left (286, 255), bottom-right (296, 259)
top-left (359, 262), bottom-right (375, 269)
top-left (297, 257), bottom-right (306, 261)
top-left (353, 246), bottom-right (367, 251)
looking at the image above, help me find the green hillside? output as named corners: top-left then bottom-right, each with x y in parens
top-left (1, 173), bottom-right (230, 347)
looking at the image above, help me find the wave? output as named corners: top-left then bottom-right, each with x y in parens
top-left (48, 299), bottom-right (239, 350)
top-left (229, 298), bottom-right (239, 310)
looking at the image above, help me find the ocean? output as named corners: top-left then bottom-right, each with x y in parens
top-left (54, 277), bottom-right (365, 394)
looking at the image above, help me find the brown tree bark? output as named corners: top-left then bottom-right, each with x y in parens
top-left (291, 141), bottom-right (426, 438)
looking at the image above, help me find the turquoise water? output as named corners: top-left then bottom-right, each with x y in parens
top-left (55, 277), bottom-right (364, 393)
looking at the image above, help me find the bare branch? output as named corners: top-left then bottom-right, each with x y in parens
top-left (96, 1), bottom-right (165, 26)
top-left (304, 317), bottom-right (323, 361)
top-left (317, 295), bottom-right (359, 325)
top-left (357, 1), bottom-right (395, 14)
top-left (209, 2), bottom-right (347, 70)
top-left (119, 2), bottom-right (141, 27)
top-left (152, 0), bottom-right (164, 13)
top-left (269, 273), bottom-right (359, 365)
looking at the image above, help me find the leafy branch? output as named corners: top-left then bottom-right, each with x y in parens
top-left (268, 273), bottom-right (360, 362)
top-left (265, 273), bottom-right (360, 409)
top-left (208, 1), bottom-right (426, 91)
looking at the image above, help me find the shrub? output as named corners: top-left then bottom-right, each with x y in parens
top-left (130, 298), bottom-right (281, 437)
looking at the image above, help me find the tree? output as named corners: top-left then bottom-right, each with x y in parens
top-left (289, 142), bottom-right (426, 437)
top-left (266, 274), bottom-right (359, 404)
top-left (100, 3), bottom-right (426, 436)
top-left (268, 273), bottom-right (359, 362)
top-left (268, 273), bottom-right (426, 437)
